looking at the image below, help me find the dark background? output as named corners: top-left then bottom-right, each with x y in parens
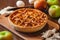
top-left (0, 0), bottom-right (29, 10)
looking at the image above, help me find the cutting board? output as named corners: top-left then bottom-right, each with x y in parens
top-left (0, 24), bottom-right (23, 40)
top-left (0, 15), bottom-right (46, 40)
top-left (0, 13), bottom-right (59, 40)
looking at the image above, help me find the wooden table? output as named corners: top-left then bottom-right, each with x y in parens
top-left (0, 0), bottom-right (29, 10)
top-left (0, 0), bottom-right (29, 40)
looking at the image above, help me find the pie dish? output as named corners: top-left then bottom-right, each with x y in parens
top-left (8, 8), bottom-right (48, 33)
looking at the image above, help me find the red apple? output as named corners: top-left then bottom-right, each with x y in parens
top-left (34, 0), bottom-right (47, 9)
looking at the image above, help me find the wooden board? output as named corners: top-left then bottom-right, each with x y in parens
top-left (0, 15), bottom-right (46, 40)
top-left (0, 14), bottom-right (59, 40)
top-left (0, 24), bottom-right (23, 40)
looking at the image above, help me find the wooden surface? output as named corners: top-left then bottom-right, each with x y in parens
top-left (0, 14), bottom-right (59, 40)
top-left (0, 15), bottom-right (44, 40)
top-left (0, 0), bottom-right (60, 40)
top-left (0, 26), bottom-right (22, 40)
top-left (0, 0), bottom-right (29, 10)
top-left (0, 17), bottom-right (23, 40)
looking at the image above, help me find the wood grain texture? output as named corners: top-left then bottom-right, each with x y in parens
top-left (0, 26), bottom-right (22, 40)
top-left (0, 0), bottom-right (29, 10)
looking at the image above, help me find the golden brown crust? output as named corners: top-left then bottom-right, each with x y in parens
top-left (8, 8), bottom-right (48, 32)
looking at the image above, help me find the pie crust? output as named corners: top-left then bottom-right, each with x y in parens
top-left (8, 8), bottom-right (48, 32)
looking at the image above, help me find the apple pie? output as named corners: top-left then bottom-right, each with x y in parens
top-left (8, 8), bottom-right (48, 32)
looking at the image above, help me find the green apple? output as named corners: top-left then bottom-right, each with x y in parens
top-left (47, 0), bottom-right (59, 5)
top-left (49, 5), bottom-right (60, 18)
top-left (0, 31), bottom-right (13, 40)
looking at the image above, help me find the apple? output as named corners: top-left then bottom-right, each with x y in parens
top-left (34, 0), bottom-right (47, 9)
top-left (49, 5), bottom-right (60, 18)
top-left (29, 0), bottom-right (36, 4)
top-left (0, 31), bottom-right (13, 40)
top-left (47, 0), bottom-right (59, 5)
